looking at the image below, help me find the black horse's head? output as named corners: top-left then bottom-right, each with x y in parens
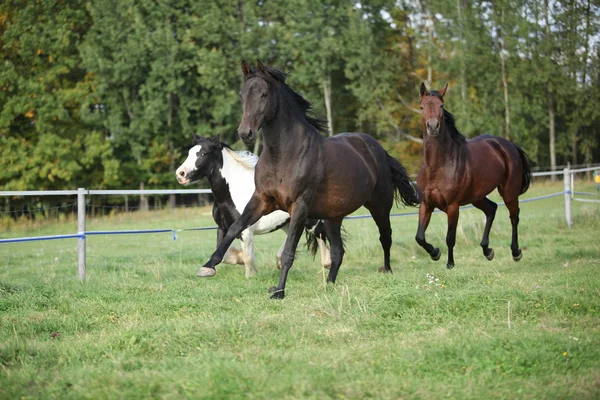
top-left (237, 60), bottom-right (282, 146)
top-left (175, 134), bottom-right (223, 185)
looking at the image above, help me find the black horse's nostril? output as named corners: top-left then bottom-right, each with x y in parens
top-left (247, 130), bottom-right (254, 139)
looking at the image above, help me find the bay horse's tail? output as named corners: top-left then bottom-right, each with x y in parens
top-left (386, 153), bottom-right (421, 207)
top-left (513, 144), bottom-right (532, 194)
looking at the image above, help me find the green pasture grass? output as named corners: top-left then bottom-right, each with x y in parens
top-left (1, 182), bottom-right (599, 399)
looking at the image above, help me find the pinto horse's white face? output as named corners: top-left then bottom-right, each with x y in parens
top-left (175, 134), bottom-right (222, 185)
top-left (176, 144), bottom-right (203, 186)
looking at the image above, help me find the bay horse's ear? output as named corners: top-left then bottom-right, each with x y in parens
top-left (256, 59), bottom-right (266, 74)
top-left (241, 60), bottom-right (252, 79)
top-left (420, 82), bottom-right (428, 97)
top-left (439, 83), bottom-right (448, 98)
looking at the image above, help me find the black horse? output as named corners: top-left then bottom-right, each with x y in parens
top-left (198, 60), bottom-right (419, 299)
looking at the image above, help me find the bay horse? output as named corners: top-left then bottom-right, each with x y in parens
top-left (175, 134), bottom-right (331, 278)
top-left (415, 83), bottom-right (532, 269)
top-left (198, 60), bottom-right (420, 299)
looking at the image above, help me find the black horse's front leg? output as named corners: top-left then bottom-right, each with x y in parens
top-left (198, 193), bottom-right (270, 277)
top-left (268, 199), bottom-right (311, 299)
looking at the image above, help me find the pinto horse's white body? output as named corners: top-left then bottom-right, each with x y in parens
top-left (177, 142), bottom-right (330, 278)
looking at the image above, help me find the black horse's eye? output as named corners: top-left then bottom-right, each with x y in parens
top-left (261, 91), bottom-right (268, 98)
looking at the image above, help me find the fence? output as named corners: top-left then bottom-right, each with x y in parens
top-left (1, 166), bottom-right (598, 280)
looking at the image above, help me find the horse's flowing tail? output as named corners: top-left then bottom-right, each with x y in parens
top-left (514, 144), bottom-right (532, 194)
top-left (386, 153), bottom-right (421, 207)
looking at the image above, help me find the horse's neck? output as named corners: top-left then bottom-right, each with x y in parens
top-left (215, 149), bottom-right (255, 213)
top-left (423, 128), bottom-right (463, 170)
top-left (261, 107), bottom-right (319, 162)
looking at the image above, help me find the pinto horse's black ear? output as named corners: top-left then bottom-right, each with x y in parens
top-left (439, 83), bottom-right (448, 98)
top-left (256, 59), bottom-right (266, 74)
top-left (420, 82), bottom-right (428, 97)
top-left (241, 60), bottom-right (252, 79)
top-left (212, 133), bottom-right (222, 146)
top-left (192, 133), bottom-right (202, 143)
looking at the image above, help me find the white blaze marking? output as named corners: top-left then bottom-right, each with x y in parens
top-left (176, 144), bottom-right (202, 180)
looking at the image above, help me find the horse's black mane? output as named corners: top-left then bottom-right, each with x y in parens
top-left (250, 65), bottom-right (329, 134)
top-left (442, 109), bottom-right (467, 145)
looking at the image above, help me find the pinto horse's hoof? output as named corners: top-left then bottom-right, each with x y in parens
top-left (268, 286), bottom-right (278, 294)
top-left (269, 289), bottom-right (285, 299)
top-left (377, 266), bottom-right (393, 274)
top-left (197, 267), bottom-right (216, 277)
top-left (431, 248), bottom-right (441, 261)
top-left (446, 262), bottom-right (455, 270)
top-left (485, 248), bottom-right (495, 261)
top-left (512, 249), bottom-right (523, 262)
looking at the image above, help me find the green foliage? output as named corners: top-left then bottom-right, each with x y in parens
top-left (1, 0), bottom-right (599, 192)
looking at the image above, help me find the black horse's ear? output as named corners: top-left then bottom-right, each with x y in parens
top-left (420, 82), bottom-right (428, 97)
top-left (439, 83), bottom-right (448, 98)
top-left (241, 60), bottom-right (252, 79)
top-left (256, 59), bottom-right (266, 74)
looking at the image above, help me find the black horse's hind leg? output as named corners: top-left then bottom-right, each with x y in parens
top-left (505, 199), bottom-right (522, 261)
top-left (415, 203), bottom-right (440, 261)
top-left (445, 204), bottom-right (460, 269)
top-left (269, 199), bottom-right (311, 299)
top-left (366, 203), bottom-right (393, 273)
top-left (472, 197), bottom-right (498, 261)
top-left (323, 218), bottom-right (344, 283)
top-left (199, 193), bottom-right (269, 276)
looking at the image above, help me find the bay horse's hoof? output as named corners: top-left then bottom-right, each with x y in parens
top-left (377, 266), bottom-right (392, 274)
top-left (446, 262), bottom-right (455, 270)
top-left (512, 249), bottom-right (523, 262)
top-left (431, 248), bottom-right (441, 261)
top-left (197, 267), bottom-right (216, 277)
top-left (269, 289), bottom-right (285, 299)
top-left (485, 248), bottom-right (495, 261)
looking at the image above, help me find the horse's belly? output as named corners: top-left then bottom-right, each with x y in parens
top-left (309, 183), bottom-right (371, 219)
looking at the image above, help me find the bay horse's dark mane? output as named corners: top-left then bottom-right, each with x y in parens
top-left (443, 109), bottom-right (467, 145)
top-left (249, 65), bottom-right (329, 134)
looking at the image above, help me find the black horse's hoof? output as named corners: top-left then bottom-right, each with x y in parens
top-left (431, 248), bottom-right (441, 261)
top-left (269, 289), bottom-right (285, 299)
top-left (485, 248), bottom-right (495, 261)
top-left (377, 266), bottom-right (392, 274)
top-left (446, 262), bottom-right (455, 270)
top-left (512, 249), bottom-right (523, 262)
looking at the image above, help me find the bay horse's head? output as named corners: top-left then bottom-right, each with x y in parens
top-left (176, 134), bottom-right (222, 185)
top-left (238, 59), bottom-right (281, 146)
top-left (420, 83), bottom-right (448, 137)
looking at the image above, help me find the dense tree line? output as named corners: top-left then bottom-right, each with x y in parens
top-left (1, 0), bottom-right (599, 195)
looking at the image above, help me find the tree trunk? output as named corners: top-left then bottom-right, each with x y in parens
top-left (548, 98), bottom-right (557, 181)
top-left (323, 73), bottom-right (333, 136)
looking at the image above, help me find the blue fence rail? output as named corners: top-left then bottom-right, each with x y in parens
top-left (1, 165), bottom-right (598, 279)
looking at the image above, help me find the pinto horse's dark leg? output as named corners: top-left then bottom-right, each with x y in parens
top-left (445, 204), bottom-right (460, 269)
top-left (268, 200), bottom-right (311, 299)
top-left (505, 199), bottom-right (522, 261)
top-left (198, 193), bottom-right (270, 277)
top-left (415, 203), bottom-right (440, 261)
top-left (323, 218), bottom-right (344, 283)
top-left (471, 197), bottom-right (498, 261)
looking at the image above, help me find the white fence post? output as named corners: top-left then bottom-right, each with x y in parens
top-left (77, 188), bottom-right (86, 280)
top-left (563, 167), bottom-right (572, 228)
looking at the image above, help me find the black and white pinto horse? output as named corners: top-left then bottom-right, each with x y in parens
top-left (176, 134), bottom-right (331, 278)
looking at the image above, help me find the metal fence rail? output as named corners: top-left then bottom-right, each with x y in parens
top-left (1, 166), bottom-right (598, 280)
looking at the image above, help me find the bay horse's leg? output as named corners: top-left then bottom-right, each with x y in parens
top-left (323, 218), bottom-right (344, 283)
top-left (268, 201), bottom-right (311, 299)
top-left (505, 199), bottom-right (523, 261)
top-left (471, 197), bottom-right (498, 261)
top-left (445, 204), bottom-right (460, 269)
top-left (415, 203), bottom-right (441, 261)
top-left (199, 193), bottom-right (271, 277)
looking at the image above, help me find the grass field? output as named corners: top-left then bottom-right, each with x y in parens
top-left (1, 182), bottom-right (599, 399)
